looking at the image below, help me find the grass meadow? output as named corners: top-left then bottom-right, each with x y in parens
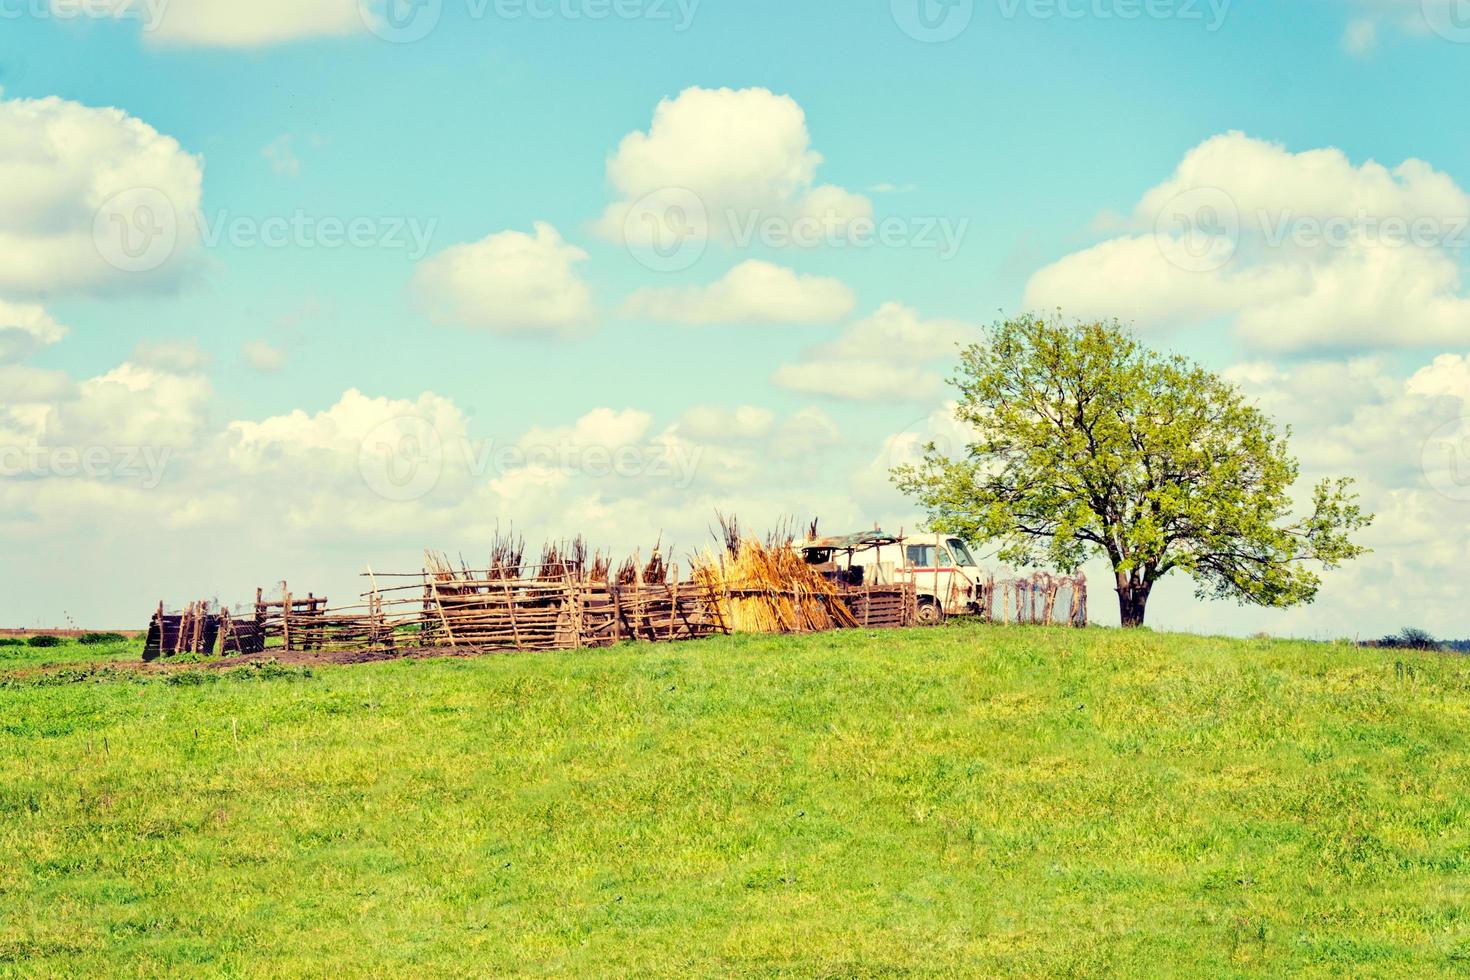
top-left (3, 624), bottom-right (1469, 976)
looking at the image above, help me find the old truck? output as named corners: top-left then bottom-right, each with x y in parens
top-left (798, 529), bottom-right (988, 624)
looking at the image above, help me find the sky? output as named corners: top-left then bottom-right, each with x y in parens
top-left (2, 0), bottom-right (1469, 637)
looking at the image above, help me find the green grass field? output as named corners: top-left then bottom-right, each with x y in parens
top-left (3, 624), bottom-right (1469, 976)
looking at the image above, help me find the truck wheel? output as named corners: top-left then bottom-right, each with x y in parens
top-left (916, 599), bottom-right (944, 625)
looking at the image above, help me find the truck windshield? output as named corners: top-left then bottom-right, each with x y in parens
top-left (947, 539), bottom-right (977, 566)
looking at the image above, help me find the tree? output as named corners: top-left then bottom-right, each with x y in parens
top-left (1380, 627), bottom-right (1440, 651)
top-left (892, 316), bottom-right (1373, 628)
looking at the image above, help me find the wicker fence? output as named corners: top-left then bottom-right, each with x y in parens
top-left (973, 572), bottom-right (1088, 627)
top-left (143, 570), bottom-right (917, 662)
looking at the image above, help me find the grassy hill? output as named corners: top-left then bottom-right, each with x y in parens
top-left (3, 624), bottom-right (1469, 976)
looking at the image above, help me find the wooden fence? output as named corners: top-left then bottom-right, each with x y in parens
top-left (973, 572), bottom-right (1088, 627)
top-left (142, 572), bottom-right (917, 662)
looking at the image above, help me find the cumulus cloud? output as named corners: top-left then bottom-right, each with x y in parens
top-left (228, 388), bottom-right (469, 474)
top-left (263, 135), bottom-right (301, 176)
top-left (1341, 0), bottom-right (1468, 45)
top-left (131, 339), bottom-right (211, 374)
top-left (772, 303), bottom-right (979, 401)
top-left (0, 331), bottom-right (888, 623)
top-left (1210, 350), bottom-right (1470, 636)
top-left (242, 341), bottom-right (286, 373)
top-left (772, 360), bottom-right (940, 402)
top-left (596, 87), bottom-right (872, 250)
top-left (412, 223), bottom-right (595, 337)
top-left (1023, 132), bottom-right (1470, 351)
top-left (0, 96), bottom-right (204, 297)
top-left (1, 345), bottom-right (211, 452)
top-left (1342, 17), bottom-right (1378, 54)
top-left (620, 260), bottom-right (855, 324)
top-left (769, 407), bottom-right (841, 460)
top-left (677, 405), bottom-right (775, 442)
top-left (518, 408), bottom-right (653, 453)
top-left (0, 301), bottom-right (67, 364)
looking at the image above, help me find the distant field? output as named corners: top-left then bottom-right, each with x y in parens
top-left (0, 635), bottom-right (139, 672)
top-left (3, 624), bottom-right (1469, 976)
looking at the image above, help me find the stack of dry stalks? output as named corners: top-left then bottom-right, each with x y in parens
top-left (693, 529), bottom-right (857, 634)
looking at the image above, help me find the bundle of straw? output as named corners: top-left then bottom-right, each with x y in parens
top-left (692, 536), bottom-right (857, 634)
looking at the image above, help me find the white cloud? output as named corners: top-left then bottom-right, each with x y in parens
top-left (64, 362), bottom-right (212, 447)
top-left (772, 303), bottom-right (978, 402)
top-left (131, 339), bottom-right (211, 374)
top-left (73, 0), bottom-right (364, 47)
top-left (1, 354), bottom-right (212, 451)
top-left (1205, 350), bottom-right (1470, 637)
top-left (1342, 17), bottom-right (1378, 54)
top-left (412, 222), bottom-right (595, 337)
top-left (1, 332), bottom-right (888, 623)
top-left (808, 301), bottom-right (977, 361)
top-left (263, 134), bottom-right (301, 176)
top-left (0, 96), bottom-right (204, 297)
top-left (677, 405), bottom-right (775, 442)
top-left (769, 407), bottom-right (841, 459)
top-left (519, 407), bottom-right (653, 453)
top-left (620, 260), bottom-right (855, 325)
top-left (1340, 0), bottom-right (1466, 45)
top-left (596, 87), bottom-right (872, 248)
top-left (227, 388), bottom-right (469, 474)
top-left (772, 360), bottom-right (940, 402)
top-left (1023, 132), bottom-right (1470, 351)
top-left (242, 340), bottom-right (286, 373)
top-left (0, 301), bottom-right (67, 363)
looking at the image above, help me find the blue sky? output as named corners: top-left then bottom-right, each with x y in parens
top-left (3, 0), bottom-right (1470, 635)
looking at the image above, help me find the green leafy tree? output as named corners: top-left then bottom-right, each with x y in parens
top-left (893, 316), bottom-right (1373, 627)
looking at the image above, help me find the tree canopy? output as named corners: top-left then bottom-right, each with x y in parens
top-left (893, 316), bottom-right (1373, 627)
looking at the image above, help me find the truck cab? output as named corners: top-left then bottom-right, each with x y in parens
top-left (798, 530), bottom-right (988, 624)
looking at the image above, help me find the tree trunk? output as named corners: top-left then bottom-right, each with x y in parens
top-left (1116, 573), bottom-right (1152, 628)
